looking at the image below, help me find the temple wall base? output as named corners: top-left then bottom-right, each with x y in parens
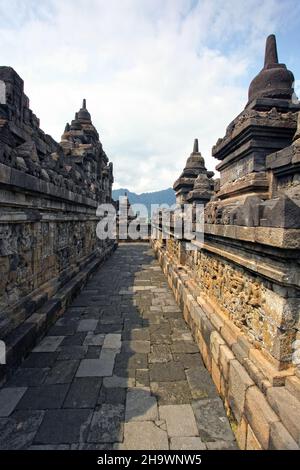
top-left (151, 237), bottom-right (300, 450)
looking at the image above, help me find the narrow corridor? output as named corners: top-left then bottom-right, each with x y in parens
top-left (0, 244), bottom-right (236, 450)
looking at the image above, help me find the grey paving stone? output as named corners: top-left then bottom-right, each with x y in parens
top-left (185, 367), bottom-right (218, 399)
top-left (98, 386), bottom-right (126, 405)
top-left (173, 352), bottom-right (204, 369)
top-left (34, 409), bottom-right (92, 444)
top-left (150, 328), bottom-right (172, 344)
top-left (149, 362), bottom-right (186, 382)
top-left (76, 348), bottom-right (117, 377)
top-left (136, 369), bottom-right (150, 387)
top-left (87, 404), bottom-right (124, 443)
top-left (159, 404), bottom-right (199, 437)
top-left (96, 323), bottom-right (123, 334)
top-left (192, 398), bottom-right (236, 442)
top-left (48, 323), bottom-right (77, 336)
top-left (6, 368), bottom-right (49, 387)
top-left (172, 331), bottom-right (194, 341)
top-left (103, 333), bottom-right (122, 350)
top-left (60, 332), bottom-right (88, 347)
top-left (171, 341), bottom-right (199, 354)
top-left (76, 443), bottom-right (114, 450)
top-left (83, 333), bottom-right (105, 346)
top-left (122, 340), bottom-right (150, 354)
top-left (170, 437), bottom-right (206, 450)
top-left (117, 421), bottom-right (169, 450)
top-left (16, 384), bottom-right (69, 410)
top-left (85, 346), bottom-right (102, 359)
top-left (29, 444), bottom-right (70, 450)
top-left (162, 306), bottom-right (181, 313)
top-left (21, 352), bottom-right (59, 368)
top-left (45, 360), bottom-right (79, 384)
top-left (0, 410), bottom-right (44, 449)
top-left (114, 352), bottom-right (148, 372)
top-left (151, 381), bottom-right (192, 405)
top-left (63, 378), bottom-right (102, 408)
top-left (0, 387), bottom-right (27, 417)
top-left (57, 346), bottom-right (87, 361)
top-left (33, 336), bottom-right (64, 353)
top-left (206, 440), bottom-right (238, 450)
top-left (122, 328), bottom-right (150, 341)
top-left (123, 321), bottom-right (144, 332)
top-left (149, 344), bottom-right (172, 363)
top-left (103, 375), bottom-right (135, 388)
top-left (0, 244), bottom-right (237, 449)
top-left (71, 294), bottom-right (93, 307)
top-left (125, 387), bottom-right (158, 422)
top-left (77, 319), bottom-right (98, 332)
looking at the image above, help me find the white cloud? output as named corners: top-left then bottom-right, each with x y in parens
top-left (0, 0), bottom-right (296, 192)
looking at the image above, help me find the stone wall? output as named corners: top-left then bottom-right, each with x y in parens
top-left (0, 67), bottom-right (116, 382)
top-left (152, 236), bottom-right (300, 449)
top-left (151, 35), bottom-right (300, 450)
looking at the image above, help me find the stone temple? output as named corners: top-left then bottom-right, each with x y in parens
top-left (0, 34), bottom-right (299, 450)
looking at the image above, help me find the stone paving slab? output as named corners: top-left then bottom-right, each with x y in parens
top-left (34, 409), bottom-right (92, 445)
top-left (63, 378), bottom-right (102, 409)
top-left (0, 387), bottom-right (27, 417)
top-left (45, 360), bottom-right (79, 384)
top-left (159, 404), bottom-right (199, 438)
top-left (6, 368), bottom-right (49, 387)
top-left (77, 319), bottom-right (98, 332)
top-left (170, 436), bottom-right (206, 450)
top-left (186, 366), bottom-right (219, 399)
top-left (117, 421), bottom-right (169, 450)
top-left (103, 334), bottom-right (122, 350)
top-left (125, 388), bottom-right (158, 422)
top-left (122, 340), bottom-right (151, 354)
top-left (83, 333), bottom-right (105, 347)
top-left (0, 410), bottom-right (45, 449)
top-left (17, 384), bottom-right (69, 410)
top-left (192, 398), bottom-right (236, 442)
top-left (149, 362), bottom-right (186, 382)
top-left (20, 352), bottom-right (59, 368)
top-left (87, 405), bottom-right (124, 443)
top-left (33, 336), bottom-right (65, 352)
top-left (151, 381), bottom-right (192, 405)
top-left (0, 244), bottom-right (236, 450)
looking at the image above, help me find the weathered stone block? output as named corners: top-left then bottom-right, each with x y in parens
top-left (210, 331), bottom-right (225, 364)
top-left (235, 416), bottom-right (247, 450)
top-left (270, 421), bottom-right (299, 450)
top-left (267, 387), bottom-right (300, 445)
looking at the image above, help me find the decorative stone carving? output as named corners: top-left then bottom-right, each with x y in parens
top-left (173, 139), bottom-right (209, 204)
top-left (0, 67), bottom-right (116, 357)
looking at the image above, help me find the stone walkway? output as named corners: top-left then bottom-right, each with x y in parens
top-left (0, 244), bottom-right (237, 450)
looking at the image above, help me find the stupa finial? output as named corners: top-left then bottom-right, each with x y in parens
top-left (264, 34), bottom-right (278, 68)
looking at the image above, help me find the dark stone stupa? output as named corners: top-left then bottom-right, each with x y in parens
top-left (248, 34), bottom-right (295, 104)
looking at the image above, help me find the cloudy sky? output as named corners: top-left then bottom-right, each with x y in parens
top-left (0, 0), bottom-right (299, 193)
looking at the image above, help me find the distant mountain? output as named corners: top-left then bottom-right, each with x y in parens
top-left (112, 187), bottom-right (176, 217)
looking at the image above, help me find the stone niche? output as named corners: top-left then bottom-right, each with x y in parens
top-left (0, 67), bottom-right (116, 382)
top-left (152, 35), bottom-right (300, 450)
